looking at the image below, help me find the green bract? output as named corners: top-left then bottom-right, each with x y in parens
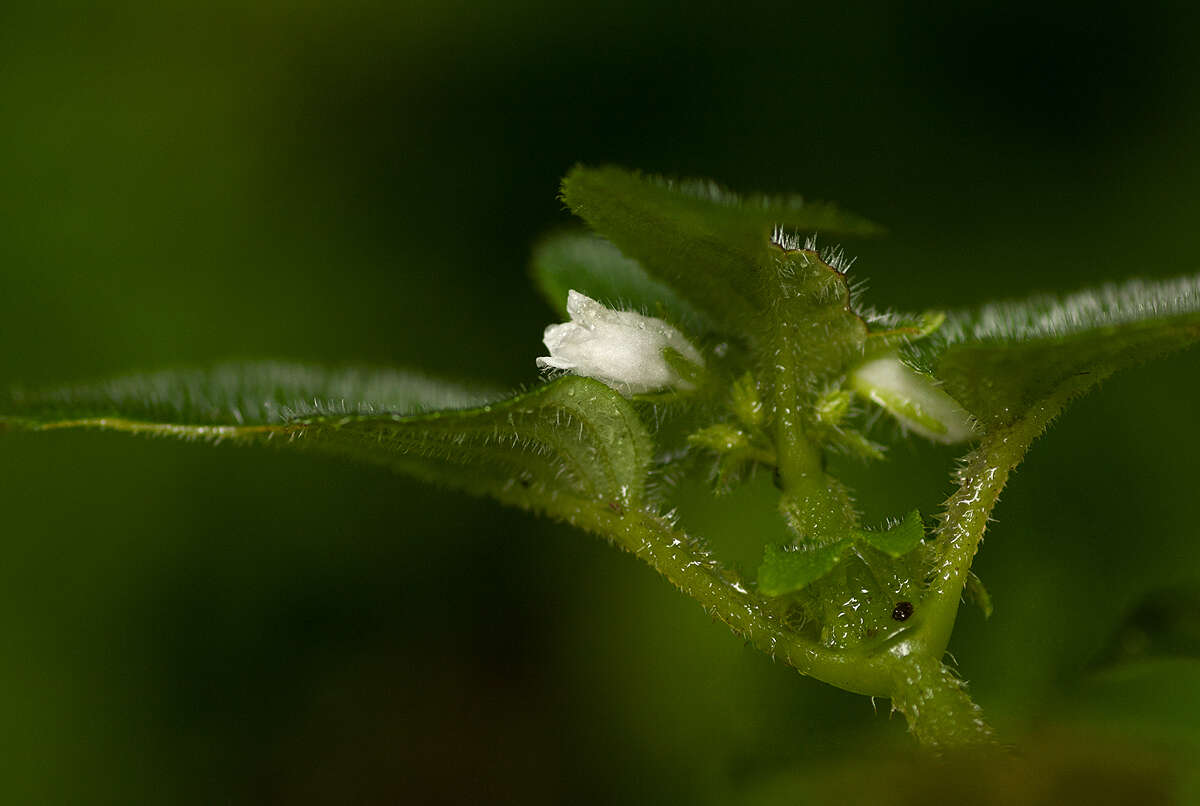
top-left (5, 166), bottom-right (1200, 750)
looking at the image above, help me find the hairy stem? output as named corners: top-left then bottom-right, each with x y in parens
top-left (889, 654), bottom-right (995, 749)
top-left (772, 345), bottom-right (859, 543)
top-left (560, 378), bottom-right (1110, 746)
top-left (572, 503), bottom-right (998, 746)
top-left (572, 504), bottom-right (895, 697)
top-left (917, 376), bottom-right (1105, 659)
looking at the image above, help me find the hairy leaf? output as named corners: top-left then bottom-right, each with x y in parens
top-left (0, 362), bottom-right (654, 516)
top-left (531, 230), bottom-right (708, 330)
top-left (914, 274), bottom-right (1200, 428)
top-left (562, 166), bottom-right (888, 553)
top-left (858, 509), bottom-right (925, 558)
top-left (561, 164), bottom-right (880, 331)
top-left (757, 511), bottom-right (925, 598)
top-left (757, 539), bottom-right (853, 596)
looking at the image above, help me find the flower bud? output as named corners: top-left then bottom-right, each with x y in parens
top-left (536, 290), bottom-right (704, 396)
top-left (849, 355), bottom-right (974, 443)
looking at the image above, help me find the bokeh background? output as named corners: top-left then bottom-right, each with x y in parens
top-left (3, 1), bottom-right (1200, 803)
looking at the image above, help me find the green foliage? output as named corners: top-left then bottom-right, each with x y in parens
top-left (757, 540), bottom-right (853, 596)
top-left (858, 509), bottom-right (925, 558)
top-left (7, 166), bottom-right (1200, 757)
top-left (531, 230), bottom-right (708, 329)
top-left (1, 362), bottom-right (495, 425)
top-left (561, 164), bottom-right (880, 332)
top-left (757, 510), bottom-right (925, 596)
top-left (0, 363), bottom-right (653, 518)
top-left (913, 274), bottom-right (1200, 428)
top-left (562, 166), bottom-right (880, 561)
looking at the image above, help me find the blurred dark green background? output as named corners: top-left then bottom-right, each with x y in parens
top-left (4, 1), bottom-right (1200, 803)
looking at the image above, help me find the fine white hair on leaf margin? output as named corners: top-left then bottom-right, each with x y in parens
top-left (941, 274), bottom-right (1200, 345)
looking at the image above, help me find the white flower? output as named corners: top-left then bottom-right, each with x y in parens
top-left (537, 290), bottom-right (704, 395)
top-left (849, 354), bottom-right (974, 443)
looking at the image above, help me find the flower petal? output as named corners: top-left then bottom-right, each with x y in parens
top-left (536, 291), bottom-right (704, 396)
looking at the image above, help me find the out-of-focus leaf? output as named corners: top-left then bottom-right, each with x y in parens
top-left (531, 230), bottom-right (709, 330)
top-left (911, 274), bottom-right (1200, 428)
top-left (738, 730), bottom-right (1172, 806)
top-left (1058, 659), bottom-right (1200, 804)
top-left (561, 164), bottom-right (880, 331)
top-left (0, 362), bottom-right (653, 516)
top-left (2, 362), bottom-right (493, 425)
top-left (1091, 587), bottom-right (1200, 668)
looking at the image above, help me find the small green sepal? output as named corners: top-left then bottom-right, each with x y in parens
top-left (814, 388), bottom-right (853, 426)
top-left (688, 423), bottom-right (750, 453)
top-left (730, 372), bottom-right (764, 428)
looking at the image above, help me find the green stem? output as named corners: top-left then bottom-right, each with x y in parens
top-left (565, 371), bottom-right (1106, 747)
top-left (889, 654), bottom-right (996, 750)
top-left (773, 347), bottom-right (857, 542)
top-left (912, 430), bottom-right (1030, 658)
top-left (573, 503), bottom-right (1003, 748)
top-left (772, 347), bottom-right (825, 486)
top-left (916, 377), bottom-right (1102, 659)
top-left (573, 503), bottom-right (997, 747)
top-left (572, 505), bottom-right (895, 697)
